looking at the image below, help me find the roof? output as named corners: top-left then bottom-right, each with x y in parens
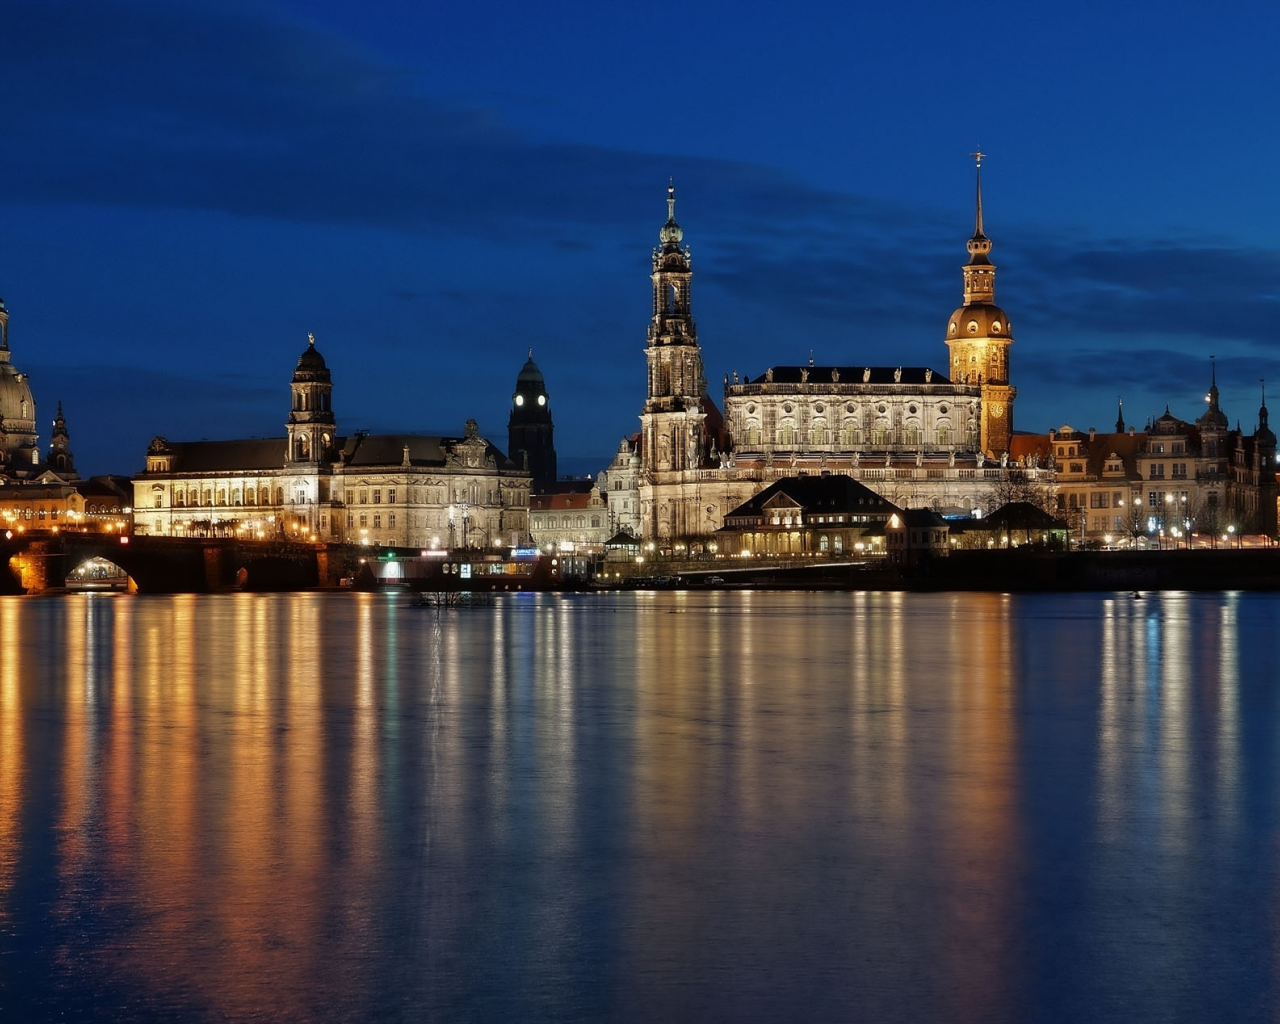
top-left (530, 490), bottom-right (599, 511)
top-left (893, 508), bottom-right (949, 528)
top-left (724, 474), bottom-right (901, 521)
top-left (742, 366), bottom-right (951, 386)
top-left (983, 502), bottom-right (1068, 531)
top-left (146, 433), bottom-right (518, 474)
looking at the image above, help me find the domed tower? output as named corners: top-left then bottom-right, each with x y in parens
top-left (0, 296), bottom-right (41, 481)
top-left (945, 154), bottom-right (1016, 455)
top-left (641, 181), bottom-right (706, 475)
top-left (507, 349), bottom-right (556, 489)
top-left (48, 401), bottom-right (77, 478)
top-left (286, 333), bottom-right (336, 465)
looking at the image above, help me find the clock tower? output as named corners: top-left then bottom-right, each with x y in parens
top-left (945, 154), bottom-right (1016, 455)
top-left (507, 350), bottom-right (557, 489)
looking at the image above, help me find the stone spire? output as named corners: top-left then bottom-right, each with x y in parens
top-left (658, 179), bottom-right (684, 248)
top-left (962, 151), bottom-right (995, 304)
top-left (49, 400), bottom-right (77, 478)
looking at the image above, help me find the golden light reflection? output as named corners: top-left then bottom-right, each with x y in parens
top-left (0, 599), bottom-right (24, 926)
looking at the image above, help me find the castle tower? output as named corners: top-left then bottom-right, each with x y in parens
top-left (286, 333), bottom-right (336, 465)
top-left (1197, 357), bottom-right (1230, 456)
top-left (507, 349), bottom-right (557, 489)
top-left (48, 401), bottom-right (77, 478)
top-left (945, 154), bottom-right (1016, 455)
top-left (641, 182), bottom-right (706, 476)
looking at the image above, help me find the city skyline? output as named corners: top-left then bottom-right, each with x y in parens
top-left (2, 0), bottom-right (1279, 477)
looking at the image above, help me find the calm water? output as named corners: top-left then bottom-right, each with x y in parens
top-left (1, 590), bottom-right (1278, 1022)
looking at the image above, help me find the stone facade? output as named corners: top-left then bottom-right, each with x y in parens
top-left (636, 166), bottom-right (1042, 543)
top-left (133, 337), bottom-right (531, 548)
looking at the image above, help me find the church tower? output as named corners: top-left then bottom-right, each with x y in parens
top-left (286, 333), bottom-right (336, 465)
top-left (639, 183), bottom-right (708, 540)
top-left (48, 401), bottom-right (77, 479)
top-left (507, 350), bottom-right (557, 489)
top-left (945, 154), bottom-right (1016, 455)
top-left (641, 183), bottom-right (706, 473)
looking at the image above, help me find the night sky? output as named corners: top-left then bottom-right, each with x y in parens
top-left (3, 0), bottom-right (1278, 477)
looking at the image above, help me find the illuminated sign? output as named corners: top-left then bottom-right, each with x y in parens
top-left (460, 564), bottom-right (472, 579)
top-left (511, 547), bottom-right (540, 560)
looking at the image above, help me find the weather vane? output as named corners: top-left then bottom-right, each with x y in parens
top-left (971, 149), bottom-right (986, 168)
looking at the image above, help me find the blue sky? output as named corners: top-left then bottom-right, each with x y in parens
top-left (2, 0), bottom-right (1278, 476)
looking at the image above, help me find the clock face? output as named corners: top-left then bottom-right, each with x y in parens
top-left (537, 395), bottom-right (546, 406)
top-left (991, 404), bottom-right (1005, 418)
top-left (515, 394), bottom-right (524, 406)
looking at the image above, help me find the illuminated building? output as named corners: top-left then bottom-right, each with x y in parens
top-left (716, 475), bottom-right (901, 558)
top-left (1019, 367), bottom-right (1276, 546)
top-left (635, 160), bottom-right (1045, 543)
top-left (133, 335), bottom-right (531, 547)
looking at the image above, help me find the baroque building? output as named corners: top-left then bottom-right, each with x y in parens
top-left (1022, 363), bottom-right (1277, 546)
top-left (133, 335), bottom-right (531, 547)
top-left (636, 162), bottom-right (1042, 543)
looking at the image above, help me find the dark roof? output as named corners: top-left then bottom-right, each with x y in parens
top-left (745, 366), bottom-right (951, 386)
top-left (896, 508), bottom-right (949, 528)
top-left (155, 438), bottom-right (288, 472)
top-left (983, 502), bottom-right (1068, 531)
top-left (150, 433), bottom-right (518, 473)
top-left (724, 474), bottom-right (901, 520)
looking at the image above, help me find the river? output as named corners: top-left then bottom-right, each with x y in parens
top-left (1, 590), bottom-right (1277, 1022)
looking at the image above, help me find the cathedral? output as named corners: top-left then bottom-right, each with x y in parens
top-left (132, 335), bottom-right (531, 547)
top-left (637, 161), bottom-right (1041, 542)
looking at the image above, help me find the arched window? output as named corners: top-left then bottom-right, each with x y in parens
top-left (819, 534), bottom-right (829, 552)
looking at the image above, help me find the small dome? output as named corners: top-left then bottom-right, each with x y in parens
top-left (946, 302), bottom-right (1013, 339)
top-left (517, 353), bottom-right (545, 385)
top-left (292, 334), bottom-right (331, 382)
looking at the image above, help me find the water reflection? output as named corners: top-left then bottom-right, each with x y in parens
top-left (0, 590), bottom-right (1277, 1023)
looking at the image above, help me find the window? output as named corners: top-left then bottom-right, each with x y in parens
top-left (388, 488), bottom-right (396, 503)
top-left (1090, 492), bottom-right (1108, 508)
top-left (373, 489), bottom-right (381, 504)
top-left (1150, 464), bottom-right (1165, 479)
top-left (373, 514), bottom-right (381, 529)
top-left (346, 490), bottom-right (354, 504)
top-left (388, 514), bottom-right (396, 529)
top-left (359, 512), bottom-right (368, 527)
top-left (1113, 492), bottom-right (1124, 507)
top-left (1149, 491), bottom-right (1157, 508)
top-left (359, 490), bottom-right (368, 504)
top-left (347, 513), bottom-right (354, 528)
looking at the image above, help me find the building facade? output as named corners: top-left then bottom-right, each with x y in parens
top-left (635, 164), bottom-right (1043, 543)
top-left (133, 336), bottom-right (531, 547)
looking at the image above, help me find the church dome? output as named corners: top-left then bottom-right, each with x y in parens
top-left (0, 350), bottom-right (36, 426)
top-left (946, 302), bottom-right (1013, 340)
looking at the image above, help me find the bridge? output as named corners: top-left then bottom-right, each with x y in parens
top-left (1, 533), bottom-right (349, 594)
